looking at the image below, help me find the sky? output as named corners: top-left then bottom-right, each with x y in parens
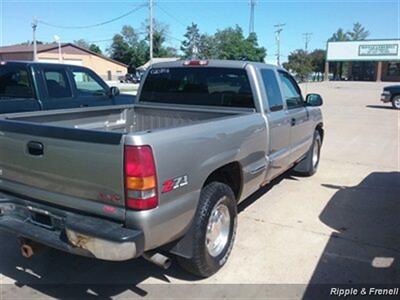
top-left (0, 0), bottom-right (399, 64)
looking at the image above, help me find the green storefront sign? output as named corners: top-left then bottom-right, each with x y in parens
top-left (359, 44), bottom-right (398, 56)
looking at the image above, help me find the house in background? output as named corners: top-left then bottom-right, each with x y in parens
top-left (0, 43), bottom-right (128, 81)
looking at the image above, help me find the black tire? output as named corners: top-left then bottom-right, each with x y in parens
top-left (391, 95), bottom-right (400, 110)
top-left (293, 130), bottom-right (322, 176)
top-left (177, 182), bottom-right (237, 277)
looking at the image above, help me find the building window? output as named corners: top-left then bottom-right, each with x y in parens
top-left (387, 62), bottom-right (400, 77)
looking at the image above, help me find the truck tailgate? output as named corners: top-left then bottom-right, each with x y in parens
top-left (0, 120), bottom-right (126, 221)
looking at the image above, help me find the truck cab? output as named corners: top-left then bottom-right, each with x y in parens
top-left (0, 61), bottom-right (134, 114)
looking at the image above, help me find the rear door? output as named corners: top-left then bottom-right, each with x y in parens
top-left (70, 67), bottom-right (113, 107)
top-left (0, 63), bottom-right (40, 114)
top-left (37, 65), bottom-right (86, 110)
top-left (259, 68), bottom-right (291, 181)
top-left (277, 71), bottom-right (313, 163)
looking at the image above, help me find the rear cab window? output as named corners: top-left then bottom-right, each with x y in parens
top-left (139, 67), bottom-right (255, 108)
top-left (260, 69), bottom-right (283, 112)
top-left (0, 64), bottom-right (34, 99)
top-left (43, 68), bottom-right (72, 99)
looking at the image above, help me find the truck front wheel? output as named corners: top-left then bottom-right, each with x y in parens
top-left (177, 182), bottom-right (237, 277)
top-left (392, 95), bottom-right (400, 109)
top-left (293, 130), bottom-right (322, 176)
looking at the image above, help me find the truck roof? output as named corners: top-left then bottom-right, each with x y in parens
top-left (149, 59), bottom-right (286, 72)
top-left (0, 60), bottom-right (90, 69)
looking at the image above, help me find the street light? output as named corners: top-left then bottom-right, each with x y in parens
top-left (53, 35), bottom-right (62, 62)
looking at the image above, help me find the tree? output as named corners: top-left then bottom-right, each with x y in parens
top-left (181, 23), bottom-right (201, 58)
top-left (108, 34), bottom-right (131, 65)
top-left (89, 44), bottom-right (102, 54)
top-left (283, 49), bottom-right (313, 82)
top-left (74, 39), bottom-right (101, 54)
top-left (309, 49), bottom-right (326, 80)
top-left (121, 25), bottom-right (139, 47)
top-left (74, 39), bottom-right (90, 49)
top-left (108, 26), bottom-right (148, 68)
top-left (213, 25), bottom-right (266, 62)
top-left (142, 19), bottom-right (177, 58)
top-left (348, 22), bottom-right (370, 41)
top-left (198, 34), bottom-right (217, 59)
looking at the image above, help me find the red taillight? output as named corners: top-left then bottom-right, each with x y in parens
top-left (183, 60), bottom-right (208, 66)
top-left (124, 145), bottom-right (158, 210)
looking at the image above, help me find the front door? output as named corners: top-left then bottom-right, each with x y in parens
top-left (278, 71), bottom-right (313, 164)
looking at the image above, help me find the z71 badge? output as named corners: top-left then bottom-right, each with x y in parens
top-left (162, 175), bottom-right (188, 193)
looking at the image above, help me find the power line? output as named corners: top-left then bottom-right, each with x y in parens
top-left (156, 3), bottom-right (187, 28)
top-left (274, 23), bottom-right (285, 66)
top-left (164, 33), bottom-right (183, 43)
top-left (38, 3), bottom-right (147, 29)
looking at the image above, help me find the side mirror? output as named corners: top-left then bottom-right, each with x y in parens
top-left (306, 93), bottom-right (323, 107)
top-left (108, 86), bottom-right (120, 98)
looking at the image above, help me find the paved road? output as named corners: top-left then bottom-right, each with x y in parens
top-left (0, 81), bottom-right (399, 299)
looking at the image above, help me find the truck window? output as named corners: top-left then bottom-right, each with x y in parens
top-left (260, 69), bottom-right (283, 111)
top-left (72, 70), bottom-right (106, 96)
top-left (278, 72), bottom-right (303, 109)
top-left (0, 64), bottom-right (34, 99)
top-left (44, 69), bottom-right (72, 99)
top-left (140, 67), bottom-right (255, 108)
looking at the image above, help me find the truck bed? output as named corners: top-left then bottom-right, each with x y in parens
top-left (0, 104), bottom-right (250, 223)
top-left (4, 104), bottom-right (238, 134)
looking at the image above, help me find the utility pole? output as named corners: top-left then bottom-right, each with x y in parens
top-left (274, 23), bottom-right (285, 66)
top-left (149, 0), bottom-right (154, 65)
top-left (32, 17), bottom-right (38, 61)
top-left (249, 0), bottom-right (257, 35)
top-left (303, 32), bottom-right (312, 52)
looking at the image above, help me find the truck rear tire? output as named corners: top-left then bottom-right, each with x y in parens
top-left (293, 130), bottom-right (321, 176)
top-left (177, 182), bottom-right (237, 277)
top-left (392, 95), bottom-right (400, 109)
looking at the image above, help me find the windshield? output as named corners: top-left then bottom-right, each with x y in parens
top-left (0, 64), bottom-right (34, 99)
top-left (139, 67), bottom-right (254, 108)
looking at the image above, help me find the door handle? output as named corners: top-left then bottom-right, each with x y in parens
top-left (27, 141), bottom-right (44, 156)
top-left (291, 118), bottom-right (296, 127)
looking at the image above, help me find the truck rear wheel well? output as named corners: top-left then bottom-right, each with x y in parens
top-left (203, 162), bottom-right (242, 201)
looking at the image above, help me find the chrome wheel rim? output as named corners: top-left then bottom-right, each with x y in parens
top-left (312, 138), bottom-right (320, 168)
top-left (206, 199), bottom-right (231, 257)
top-left (394, 98), bottom-right (400, 109)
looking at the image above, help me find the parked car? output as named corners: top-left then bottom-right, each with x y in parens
top-left (381, 85), bottom-right (400, 109)
top-left (0, 61), bottom-right (134, 114)
top-left (0, 60), bottom-right (324, 277)
top-left (119, 73), bottom-right (140, 84)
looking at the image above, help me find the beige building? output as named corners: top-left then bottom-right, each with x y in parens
top-left (325, 39), bottom-right (400, 82)
top-left (0, 43), bottom-right (128, 81)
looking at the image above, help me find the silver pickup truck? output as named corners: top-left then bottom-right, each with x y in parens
top-left (0, 60), bottom-right (323, 277)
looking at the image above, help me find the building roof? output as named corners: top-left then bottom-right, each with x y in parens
top-left (137, 57), bottom-right (180, 71)
top-left (0, 43), bottom-right (128, 67)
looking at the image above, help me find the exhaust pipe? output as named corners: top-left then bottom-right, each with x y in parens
top-left (21, 244), bottom-right (34, 258)
top-left (143, 252), bottom-right (171, 269)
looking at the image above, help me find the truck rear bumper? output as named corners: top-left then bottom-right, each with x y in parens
top-left (0, 192), bottom-right (144, 261)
